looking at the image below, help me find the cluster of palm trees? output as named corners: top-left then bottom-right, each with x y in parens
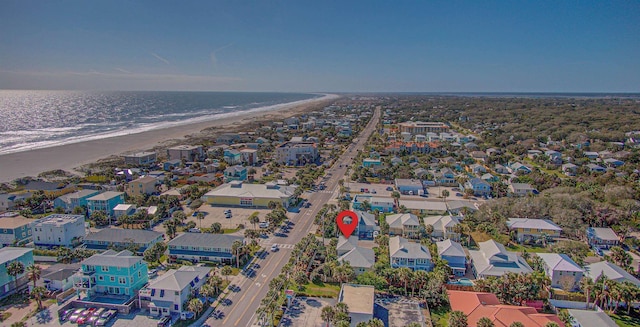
top-left (56, 247), bottom-right (97, 264)
top-left (580, 275), bottom-right (640, 314)
top-left (183, 273), bottom-right (225, 320)
top-left (320, 302), bottom-right (349, 327)
top-left (6, 263), bottom-right (47, 311)
top-left (473, 272), bottom-right (551, 305)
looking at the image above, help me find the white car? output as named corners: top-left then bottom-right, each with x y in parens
top-left (270, 244), bottom-right (278, 252)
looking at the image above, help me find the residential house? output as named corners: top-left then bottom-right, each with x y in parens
top-left (362, 158), bottom-right (382, 168)
top-left (583, 261), bottom-right (640, 286)
top-left (481, 173), bottom-right (499, 183)
top-left (389, 236), bottom-right (433, 271)
top-left (123, 152), bottom-right (157, 166)
top-left (139, 266), bottom-right (211, 318)
top-left (166, 145), bottom-right (204, 161)
top-left (447, 200), bottom-right (478, 215)
top-left (562, 163), bottom-right (578, 176)
top-left (434, 168), bottom-right (456, 186)
top-left (73, 250), bottom-right (148, 299)
top-left (163, 159), bottom-right (182, 171)
top-left (113, 204), bottom-right (136, 219)
top-left (224, 165), bottom-right (248, 182)
top-left (423, 215), bottom-right (461, 241)
top-left (125, 176), bottom-right (158, 197)
top-left (338, 284), bottom-right (375, 327)
top-left (604, 158), bottom-right (624, 167)
top-left (39, 263), bottom-right (80, 292)
top-left (413, 168), bottom-right (429, 179)
top-left (337, 235), bottom-right (359, 256)
top-left (202, 181), bottom-right (296, 209)
top-left (508, 183), bottom-right (538, 197)
top-left (469, 240), bottom-right (533, 278)
top-left (23, 180), bottom-right (77, 198)
top-left (506, 218), bottom-right (562, 243)
top-left (167, 233), bottom-right (244, 264)
top-left (494, 164), bottom-right (509, 175)
top-left (448, 290), bottom-right (563, 327)
top-left (338, 247), bottom-right (375, 276)
top-left (470, 151), bottom-right (487, 161)
top-left (509, 162), bottom-right (532, 174)
top-left (0, 194), bottom-right (18, 212)
top-left (53, 189), bottom-right (101, 212)
top-left (0, 248), bottom-right (34, 299)
top-left (536, 253), bottom-right (584, 291)
top-left (86, 191), bottom-right (125, 217)
top-left (567, 309), bottom-right (618, 327)
top-left (527, 150), bottom-right (543, 159)
top-left (387, 213), bottom-right (421, 239)
top-left (32, 214), bottom-right (85, 248)
top-left (0, 214), bottom-right (34, 246)
top-left (463, 178), bottom-right (492, 196)
top-left (586, 227), bottom-right (619, 249)
top-left (394, 179), bottom-right (424, 195)
top-left (469, 164), bottom-right (487, 175)
top-left (583, 151), bottom-right (599, 160)
top-left (223, 149), bottom-right (242, 165)
top-left (240, 148), bottom-right (259, 165)
top-left (83, 228), bottom-right (163, 253)
top-left (275, 140), bottom-right (318, 166)
top-left (355, 211), bottom-right (379, 240)
top-left (351, 195), bottom-right (394, 213)
top-left (436, 239), bottom-right (467, 276)
top-left (399, 200), bottom-right (447, 216)
top-left (586, 163), bottom-right (606, 173)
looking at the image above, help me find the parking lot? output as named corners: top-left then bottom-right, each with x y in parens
top-left (280, 297), bottom-right (336, 327)
top-left (27, 307), bottom-right (167, 327)
top-left (374, 296), bottom-right (427, 327)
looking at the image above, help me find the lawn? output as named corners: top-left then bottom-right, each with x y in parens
top-left (506, 243), bottom-right (550, 253)
top-left (430, 307), bottom-right (450, 327)
top-left (223, 227), bottom-right (241, 234)
top-left (296, 282), bottom-right (341, 298)
top-left (610, 313), bottom-right (640, 327)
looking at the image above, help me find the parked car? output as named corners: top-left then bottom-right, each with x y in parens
top-left (157, 316), bottom-right (172, 327)
top-left (59, 308), bottom-right (75, 322)
top-left (386, 186), bottom-right (394, 191)
top-left (148, 269), bottom-right (159, 278)
top-left (270, 244), bottom-right (279, 252)
top-left (68, 308), bottom-right (86, 323)
top-left (87, 308), bottom-right (106, 326)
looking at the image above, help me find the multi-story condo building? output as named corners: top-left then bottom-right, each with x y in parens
top-left (0, 213), bottom-right (34, 246)
top-left (73, 250), bottom-right (148, 299)
top-left (53, 189), bottom-right (102, 212)
top-left (398, 121), bottom-right (449, 135)
top-left (166, 145), bottom-right (204, 161)
top-left (275, 141), bottom-right (319, 166)
top-left (125, 176), bottom-right (158, 197)
top-left (86, 191), bottom-right (125, 218)
top-left (32, 214), bottom-right (85, 248)
top-left (123, 151), bottom-right (157, 166)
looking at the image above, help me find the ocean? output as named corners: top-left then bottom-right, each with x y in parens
top-left (0, 91), bottom-right (322, 155)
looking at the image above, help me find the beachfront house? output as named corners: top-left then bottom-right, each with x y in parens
top-left (167, 233), bottom-right (244, 264)
top-left (32, 214), bottom-right (85, 248)
top-left (166, 145), bottom-right (204, 162)
top-left (53, 189), bottom-right (101, 213)
top-left (86, 191), bottom-right (125, 218)
top-left (0, 248), bottom-right (34, 299)
top-left (83, 229), bottom-right (163, 254)
top-left (139, 266), bottom-right (211, 319)
top-left (73, 250), bottom-right (148, 300)
top-left (202, 181), bottom-right (296, 208)
top-left (23, 180), bottom-right (77, 198)
top-left (389, 236), bottom-right (433, 271)
top-left (0, 213), bottom-right (34, 246)
top-left (123, 152), bottom-right (157, 166)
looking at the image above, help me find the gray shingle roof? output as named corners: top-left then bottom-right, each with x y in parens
top-left (339, 247), bottom-right (375, 269)
top-left (389, 236), bottom-right (431, 260)
top-left (81, 250), bottom-right (143, 268)
top-left (0, 247), bottom-right (33, 264)
top-left (84, 228), bottom-right (163, 244)
top-left (147, 266), bottom-right (211, 291)
top-left (167, 233), bottom-right (243, 249)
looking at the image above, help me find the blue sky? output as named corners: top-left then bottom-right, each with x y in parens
top-left (0, 1), bottom-right (638, 92)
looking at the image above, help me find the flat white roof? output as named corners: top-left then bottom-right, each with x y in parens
top-left (340, 284), bottom-right (374, 315)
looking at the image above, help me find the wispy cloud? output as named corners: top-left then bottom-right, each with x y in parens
top-left (115, 67), bottom-right (132, 74)
top-left (210, 43), bottom-right (234, 68)
top-left (150, 52), bottom-right (170, 65)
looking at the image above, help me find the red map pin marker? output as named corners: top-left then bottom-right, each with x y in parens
top-left (336, 210), bottom-right (358, 238)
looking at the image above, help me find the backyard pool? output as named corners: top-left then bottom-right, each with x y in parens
top-left (448, 278), bottom-right (474, 286)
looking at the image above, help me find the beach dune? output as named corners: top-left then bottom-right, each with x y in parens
top-left (0, 94), bottom-right (339, 183)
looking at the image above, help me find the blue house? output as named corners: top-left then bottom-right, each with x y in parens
top-left (355, 211), bottom-right (380, 240)
top-left (463, 178), bottom-right (492, 196)
top-left (0, 214), bottom-right (35, 246)
top-left (83, 229), bottom-right (163, 254)
top-left (163, 159), bottom-right (182, 171)
top-left (394, 179), bottom-right (424, 195)
top-left (362, 158), bottom-right (382, 168)
top-left (0, 248), bottom-right (34, 299)
top-left (352, 195), bottom-right (394, 213)
top-left (86, 191), bottom-right (125, 217)
top-left (437, 239), bottom-right (467, 276)
top-left (74, 250), bottom-right (148, 300)
top-left (224, 165), bottom-right (248, 182)
top-left (223, 149), bottom-right (242, 165)
top-left (509, 162), bottom-right (532, 174)
top-left (53, 189), bottom-right (101, 212)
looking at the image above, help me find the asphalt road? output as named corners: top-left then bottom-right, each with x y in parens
top-left (211, 108), bottom-right (381, 327)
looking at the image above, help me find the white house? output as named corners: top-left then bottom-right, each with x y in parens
top-left (32, 214), bottom-right (85, 248)
top-left (423, 215), bottom-right (461, 241)
top-left (469, 240), bottom-right (533, 278)
top-left (536, 253), bottom-right (584, 291)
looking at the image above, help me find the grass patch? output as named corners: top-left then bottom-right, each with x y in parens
top-left (230, 267), bottom-right (240, 276)
top-left (296, 282), bottom-right (341, 298)
top-left (223, 227), bottom-right (241, 234)
top-left (0, 311), bottom-right (11, 322)
top-left (610, 313), bottom-right (640, 327)
top-left (506, 243), bottom-right (550, 253)
top-left (430, 307), bottom-right (451, 327)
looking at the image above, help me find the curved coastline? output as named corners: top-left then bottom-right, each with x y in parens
top-left (0, 93), bottom-right (339, 183)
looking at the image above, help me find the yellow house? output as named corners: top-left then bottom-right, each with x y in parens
top-left (202, 181), bottom-right (295, 208)
top-left (506, 218), bottom-right (562, 242)
top-left (126, 176), bottom-right (158, 197)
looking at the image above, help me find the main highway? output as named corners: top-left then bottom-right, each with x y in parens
top-left (209, 107), bottom-right (381, 327)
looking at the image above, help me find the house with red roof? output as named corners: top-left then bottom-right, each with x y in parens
top-left (447, 290), bottom-right (563, 327)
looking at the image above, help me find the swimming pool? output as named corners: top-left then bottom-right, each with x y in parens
top-left (84, 295), bottom-right (129, 305)
top-left (448, 278), bottom-right (474, 286)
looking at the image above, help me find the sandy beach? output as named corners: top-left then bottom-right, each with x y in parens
top-left (0, 94), bottom-right (339, 183)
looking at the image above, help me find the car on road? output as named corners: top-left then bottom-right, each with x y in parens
top-left (271, 244), bottom-right (279, 252)
top-left (455, 193), bottom-right (463, 197)
top-left (386, 186), bottom-right (394, 191)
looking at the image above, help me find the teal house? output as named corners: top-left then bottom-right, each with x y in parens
top-left (74, 250), bottom-right (148, 299)
top-left (0, 247), bottom-right (34, 299)
top-left (86, 191), bottom-right (125, 217)
top-left (0, 214), bottom-right (35, 246)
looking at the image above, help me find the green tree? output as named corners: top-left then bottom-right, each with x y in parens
top-left (143, 242), bottom-right (167, 265)
top-left (57, 247), bottom-right (73, 264)
top-left (163, 218), bottom-right (178, 239)
top-left (26, 264), bottom-right (42, 289)
top-left (449, 310), bottom-right (468, 327)
top-left (210, 222), bottom-right (222, 234)
top-left (232, 240), bottom-right (243, 269)
top-left (509, 323), bottom-right (525, 327)
top-left (196, 211), bottom-right (205, 229)
top-left (7, 261), bottom-right (25, 291)
top-left (221, 266), bottom-right (233, 282)
top-left (31, 285), bottom-right (47, 310)
top-left (249, 212), bottom-right (260, 230)
top-left (187, 298), bottom-right (203, 316)
top-left (321, 305), bottom-right (335, 327)
top-left (477, 317), bottom-right (495, 327)
top-left (544, 323), bottom-right (560, 327)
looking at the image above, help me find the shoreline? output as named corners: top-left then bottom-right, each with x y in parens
top-left (0, 94), bottom-right (340, 183)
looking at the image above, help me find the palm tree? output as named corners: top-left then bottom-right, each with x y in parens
top-left (580, 276), bottom-right (594, 308)
top-left (187, 298), bottom-right (203, 316)
top-left (424, 224), bottom-right (434, 237)
top-left (321, 305), bottom-right (335, 327)
top-left (509, 323), bottom-right (525, 327)
top-left (249, 212), bottom-right (260, 230)
top-left (210, 222), bottom-right (222, 233)
top-left (163, 218), bottom-right (177, 239)
top-left (221, 266), bottom-right (233, 282)
top-left (26, 264), bottom-right (42, 289)
top-left (199, 284), bottom-right (215, 303)
top-left (368, 318), bottom-right (385, 327)
top-left (31, 285), bottom-right (47, 310)
top-left (7, 261), bottom-right (25, 292)
top-left (397, 267), bottom-right (413, 296)
top-left (208, 275), bottom-right (223, 295)
top-left (196, 212), bottom-right (205, 229)
top-left (449, 310), bottom-right (468, 327)
top-left (57, 247), bottom-right (74, 264)
top-left (232, 240), bottom-right (243, 269)
top-left (477, 317), bottom-right (495, 327)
